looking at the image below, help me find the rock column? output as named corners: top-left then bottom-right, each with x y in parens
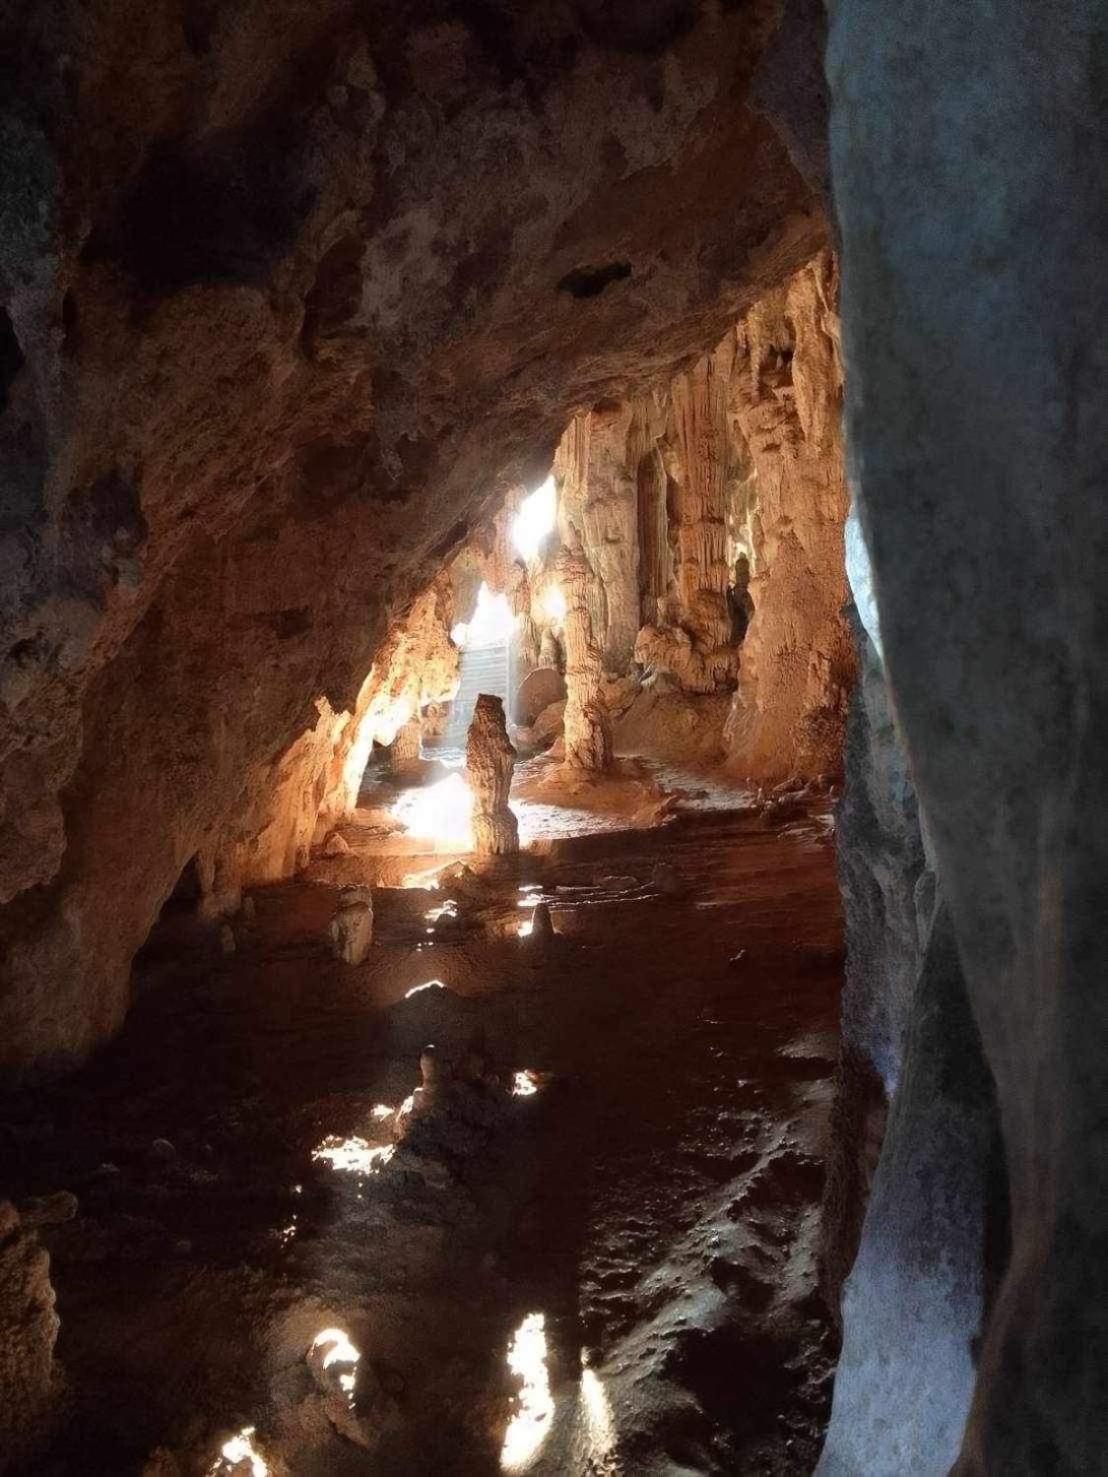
top-left (388, 713), bottom-right (423, 776)
top-left (556, 544), bottom-right (613, 771)
top-left (465, 694), bottom-right (519, 855)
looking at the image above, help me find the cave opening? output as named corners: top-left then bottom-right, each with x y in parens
top-left (2, 5), bottom-right (1097, 1475)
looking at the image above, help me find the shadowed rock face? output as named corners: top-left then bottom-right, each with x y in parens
top-left (822, 0), bottom-right (1108, 1470)
top-left (0, 0), bottom-right (824, 1067)
top-left (0, 1201), bottom-right (59, 1467)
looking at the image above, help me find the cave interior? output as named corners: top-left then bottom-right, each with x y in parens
top-left (0, 3), bottom-right (1104, 1475)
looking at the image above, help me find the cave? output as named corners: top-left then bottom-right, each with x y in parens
top-left (0, 4), bottom-right (1104, 1475)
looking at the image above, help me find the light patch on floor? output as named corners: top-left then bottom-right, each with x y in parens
top-left (391, 773), bottom-right (474, 848)
top-left (501, 1312), bottom-right (555, 1472)
top-left (580, 1366), bottom-right (616, 1460)
top-left (312, 1136), bottom-right (395, 1174)
top-left (405, 978), bottom-right (447, 997)
top-left (311, 1327), bottom-right (361, 1404)
top-left (209, 1426), bottom-right (268, 1476)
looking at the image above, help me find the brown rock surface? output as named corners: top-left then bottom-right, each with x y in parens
top-left (0, 1202), bottom-right (59, 1471)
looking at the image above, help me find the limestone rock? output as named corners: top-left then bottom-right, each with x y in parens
top-left (465, 695), bottom-right (519, 856)
top-left (514, 667), bottom-right (566, 727)
top-left (726, 252), bottom-right (854, 781)
top-left (556, 544), bottom-right (613, 772)
top-left (527, 903), bottom-right (555, 944)
top-left (0, 1201), bottom-right (59, 1469)
top-left (329, 886), bottom-right (373, 965)
top-left (322, 831), bottom-right (350, 857)
top-left (388, 715), bottom-right (423, 776)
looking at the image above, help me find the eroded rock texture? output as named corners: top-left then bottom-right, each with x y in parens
top-left (557, 541), bottom-right (613, 772)
top-left (465, 694), bottom-right (518, 855)
top-left (727, 251), bottom-right (853, 781)
top-left (821, 1), bottom-right (1108, 1470)
top-left (388, 714), bottom-right (423, 777)
top-left (0, 1201), bottom-right (60, 1471)
top-left (0, 0), bottom-right (826, 1068)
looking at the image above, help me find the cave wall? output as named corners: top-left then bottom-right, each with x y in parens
top-left (0, 0), bottom-right (827, 1070)
top-left (821, 0), bottom-right (1108, 1469)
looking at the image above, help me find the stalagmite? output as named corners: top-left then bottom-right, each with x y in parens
top-left (465, 695), bottom-right (519, 856)
top-left (556, 544), bottom-right (613, 772)
top-left (329, 885), bottom-right (373, 965)
top-left (528, 902), bottom-right (555, 944)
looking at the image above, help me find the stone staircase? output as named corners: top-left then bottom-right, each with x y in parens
top-left (443, 640), bottom-right (511, 746)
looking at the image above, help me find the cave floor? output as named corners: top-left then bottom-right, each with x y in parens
top-left (3, 768), bottom-right (842, 1476)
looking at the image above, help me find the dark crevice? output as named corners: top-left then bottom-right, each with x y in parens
top-left (557, 261), bottom-right (632, 298)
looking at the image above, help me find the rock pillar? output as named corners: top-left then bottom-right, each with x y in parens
top-left (465, 694), bottom-right (519, 855)
top-left (389, 714), bottom-right (423, 776)
top-left (556, 544), bottom-right (612, 772)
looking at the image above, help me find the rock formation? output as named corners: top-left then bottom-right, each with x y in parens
top-left (556, 543), bottom-right (613, 772)
top-left (727, 251), bottom-right (854, 781)
top-left (465, 695), bottom-right (519, 856)
top-left (556, 407), bottom-right (641, 671)
top-left (0, 1198), bottom-right (62, 1472)
top-left (388, 715), bottom-right (423, 777)
top-left (329, 885), bottom-right (373, 965)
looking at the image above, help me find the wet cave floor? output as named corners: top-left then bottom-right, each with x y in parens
top-left (3, 764), bottom-right (843, 1476)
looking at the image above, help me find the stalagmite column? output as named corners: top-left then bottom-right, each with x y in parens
top-left (668, 340), bottom-right (736, 653)
top-left (727, 252), bottom-right (853, 782)
top-left (633, 348), bottom-right (739, 694)
top-left (389, 714), bottom-right (423, 776)
top-left (556, 543), bottom-right (613, 771)
top-left (578, 406), bottom-right (640, 670)
top-left (465, 694), bottom-right (519, 855)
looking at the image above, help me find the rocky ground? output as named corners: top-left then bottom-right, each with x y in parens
top-left (0, 766), bottom-right (842, 1475)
